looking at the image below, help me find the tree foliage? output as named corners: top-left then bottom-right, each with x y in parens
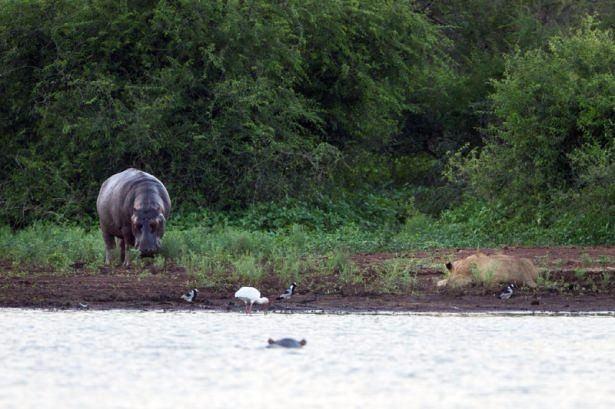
top-left (0, 0), bottom-right (445, 226)
top-left (0, 0), bottom-right (613, 238)
top-left (450, 19), bottom-right (614, 227)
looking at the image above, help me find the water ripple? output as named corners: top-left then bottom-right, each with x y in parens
top-left (0, 309), bottom-right (613, 409)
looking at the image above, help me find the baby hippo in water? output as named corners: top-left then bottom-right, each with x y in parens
top-left (267, 338), bottom-right (307, 348)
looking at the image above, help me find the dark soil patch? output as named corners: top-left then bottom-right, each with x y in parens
top-left (1, 246), bottom-right (613, 312)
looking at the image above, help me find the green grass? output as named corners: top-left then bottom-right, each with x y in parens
top-left (0, 214), bottom-right (610, 275)
top-left (1, 194), bottom-right (613, 292)
top-left (0, 223), bottom-right (102, 268)
top-left (371, 258), bottom-right (419, 295)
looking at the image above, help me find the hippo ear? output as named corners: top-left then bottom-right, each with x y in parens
top-left (445, 262), bottom-right (453, 271)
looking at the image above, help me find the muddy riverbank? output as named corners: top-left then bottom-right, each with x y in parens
top-left (1, 246), bottom-right (613, 312)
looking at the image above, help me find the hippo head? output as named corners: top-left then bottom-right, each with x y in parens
top-left (131, 207), bottom-right (166, 257)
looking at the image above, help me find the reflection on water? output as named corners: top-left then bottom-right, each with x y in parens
top-left (1, 309), bottom-right (614, 409)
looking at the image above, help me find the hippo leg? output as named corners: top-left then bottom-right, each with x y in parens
top-left (102, 232), bottom-right (116, 265)
top-left (120, 238), bottom-right (131, 268)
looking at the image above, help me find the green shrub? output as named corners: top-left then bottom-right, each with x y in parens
top-left (0, 0), bottom-right (446, 227)
top-left (449, 19), bottom-right (614, 234)
top-left (0, 224), bottom-right (101, 268)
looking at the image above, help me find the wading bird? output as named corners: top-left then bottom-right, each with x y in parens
top-left (235, 287), bottom-right (269, 314)
top-left (181, 288), bottom-right (199, 303)
top-left (498, 283), bottom-right (516, 300)
top-left (276, 282), bottom-right (297, 300)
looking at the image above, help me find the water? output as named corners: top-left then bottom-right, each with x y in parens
top-left (1, 309), bottom-right (614, 409)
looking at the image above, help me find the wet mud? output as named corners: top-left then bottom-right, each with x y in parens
top-left (1, 246), bottom-right (613, 312)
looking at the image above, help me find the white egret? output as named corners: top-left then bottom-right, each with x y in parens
top-left (235, 287), bottom-right (269, 314)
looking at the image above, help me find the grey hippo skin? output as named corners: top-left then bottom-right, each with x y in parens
top-left (267, 338), bottom-right (307, 348)
top-left (96, 168), bottom-right (171, 267)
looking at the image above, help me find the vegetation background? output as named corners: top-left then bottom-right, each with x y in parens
top-left (1, 0), bottom-right (613, 267)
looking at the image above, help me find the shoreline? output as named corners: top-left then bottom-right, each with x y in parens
top-left (1, 283), bottom-right (614, 313)
top-left (3, 306), bottom-right (615, 316)
top-left (2, 245), bottom-right (613, 313)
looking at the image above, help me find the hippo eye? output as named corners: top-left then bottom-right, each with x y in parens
top-left (136, 223), bottom-right (143, 230)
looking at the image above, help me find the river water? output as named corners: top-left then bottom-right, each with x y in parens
top-left (1, 309), bottom-right (614, 409)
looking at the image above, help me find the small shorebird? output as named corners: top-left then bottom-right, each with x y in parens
top-left (267, 338), bottom-right (307, 348)
top-left (276, 282), bottom-right (297, 300)
top-left (235, 286), bottom-right (269, 314)
top-left (181, 289), bottom-right (199, 303)
top-left (498, 283), bottom-right (516, 300)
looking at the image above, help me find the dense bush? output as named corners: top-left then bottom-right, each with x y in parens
top-left (448, 19), bottom-right (614, 240)
top-left (0, 1), bottom-right (612, 245)
top-left (0, 0), bottom-right (445, 226)
top-left (417, 0), bottom-right (613, 153)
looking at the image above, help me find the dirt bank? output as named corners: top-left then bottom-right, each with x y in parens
top-left (1, 246), bottom-right (614, 312)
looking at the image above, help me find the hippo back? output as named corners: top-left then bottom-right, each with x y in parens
top-left (97, 168), bottom-right (171, 237)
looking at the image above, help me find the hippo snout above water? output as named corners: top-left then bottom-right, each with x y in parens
top-left (96, 168), bottom-right (171, 267)
top-left (267, 338), bottom-right (307, 348)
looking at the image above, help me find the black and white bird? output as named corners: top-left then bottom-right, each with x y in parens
top-left (276, 282), bottom-right (297, 300)
top-left (497, 283), bottom-right (516, 300)
top-left (181, 288), bottom-right (199, 303)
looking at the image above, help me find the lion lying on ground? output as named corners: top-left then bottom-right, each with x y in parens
top-left (437, 253), bottom-right (538, 289)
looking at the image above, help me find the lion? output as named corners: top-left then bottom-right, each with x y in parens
top-left (436, 253), bottom-right (538, 289)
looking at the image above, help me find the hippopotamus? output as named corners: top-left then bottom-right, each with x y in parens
top-left (267, 338), bottom-right (307, 348)
top-left (96, 168), bottom-right (171, 267)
